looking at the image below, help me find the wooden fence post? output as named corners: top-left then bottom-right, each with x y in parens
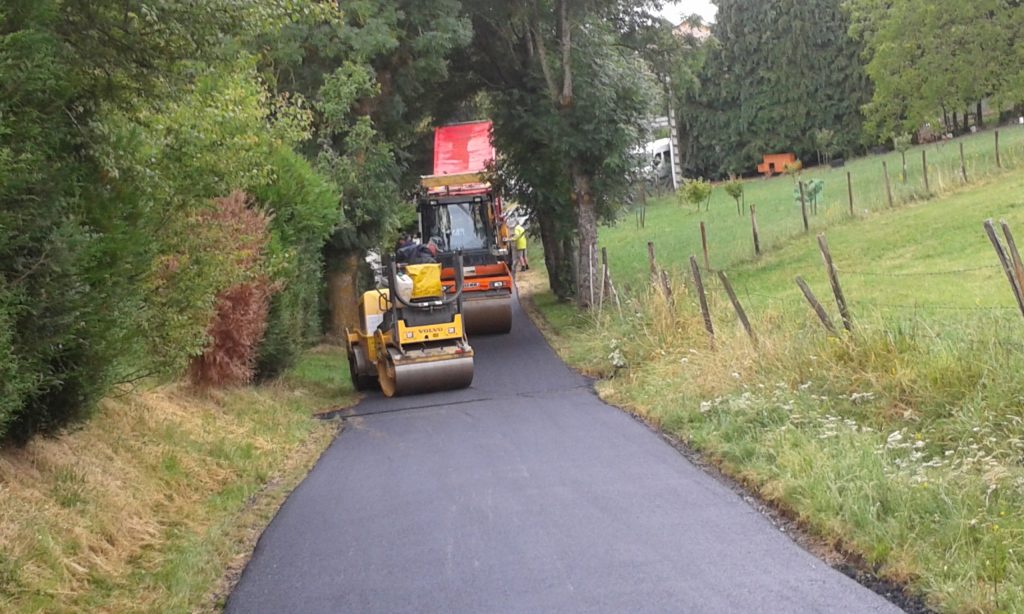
top-left (598, 247), bottom-right (607, 311)
top-left (751, 204), bottom-right (761, 256)
top-left (817, 234), bottom-right (852, 331)
top-left (847, 171), bottom-right (854, 215)
top-left (601, 247), bottom-right (623, 315)
top-left (922, 149), bottom-right (929, 194)
top-left (883, 160), bottom-right (894, 208)
top-left (647, 241), bottom-right (657, 281)
top-left (588, 243), bottom-right (595, 308)
top-left (795, 276), bottom-right (837, 334)
top-left (960, 141), bottom-right (968, 183)
top-left (996, 130), bottom-right (1002, 169)
top-left (690, 255), bottom-right (715, 344)
top-left (659, 269), bottom-right (674, 306)
top-left (983, 219), bottom-right (1024, 318)
top-left (799, 180), bottom-right (809, 232)
top-left (718, 271), bottom-right (755, 344)
top-left (1000, 221), bottom-right (1024, 314)
top-left (700, 221), bottom-right (710, 272)
top-left (901, 151), bottom-right (907, 184)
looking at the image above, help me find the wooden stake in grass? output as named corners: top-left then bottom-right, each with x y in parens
top-left (700, 221), bottom-right (710, 272)
top-left (1000, 221), bottom-right (1024, 312)
top-left (659, 269), bottom-right (674, 307)
top-left (601, 247), bottom-right (623, 315)
top-left (795, 276), bottom-right (837, 334)
top-left (717, 271), bottom-right (755, 343)
top-left (846, 171), bottom-right (854, 216)
top-left (922, 149), bottom-right (930, 194)
top-left (588, 243), bottom-right (595, 308)
top-left (960, 141), bottom-right (968, 183)
top-left (647, 240), bottom-right (657, 280)
top-left (883, 160), bottom-right (894, 208)
top-left (751, 204), bottom-right (761, 256)
top-left (690, 255), bottom-right (714, 343)
top-left (799, 180), bottom-right (809, 232)
top-left (647, 241), bottom-right (672, 304)
top-left (598, 247), bottom-right (607, 311)
top-left (983, 219), bottom-right (1024, 318)
top-left (816, 234), bottom-right (852, 331)
top-left (996, 130), bottom-right (1001, 169)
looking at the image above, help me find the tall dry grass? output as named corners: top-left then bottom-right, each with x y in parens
top-left (0, 347), bottom-right (349, 612)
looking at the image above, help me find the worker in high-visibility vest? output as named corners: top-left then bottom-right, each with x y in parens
top-left (512, 223), bottom-right (528, 271)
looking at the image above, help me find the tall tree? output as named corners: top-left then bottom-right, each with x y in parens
top-left (461, 0), bottom-right (657, 306)
top-left (848, 0), bottom-right (1021, 138)
top-left (689, 0), bottom-right (871, 176)
top-left (259, 0), bottom-right (471, 336)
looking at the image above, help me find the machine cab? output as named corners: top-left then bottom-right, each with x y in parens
top-left (418, 192), bottom-right (506, 268)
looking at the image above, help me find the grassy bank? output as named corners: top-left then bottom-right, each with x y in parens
top-left (0, 346), bottom-right (354, 613)
top-left (529, 157), bottom-right (1024, 611)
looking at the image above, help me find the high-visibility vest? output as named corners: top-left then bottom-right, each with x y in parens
top-left (514, 225), bottom-right (527, 250)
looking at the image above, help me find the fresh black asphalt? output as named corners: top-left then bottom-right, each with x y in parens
top-left (227, 294), bottom-right (903, 613)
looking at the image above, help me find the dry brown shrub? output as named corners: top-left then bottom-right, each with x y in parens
top-left (189, 192), bottom-right (278, 387)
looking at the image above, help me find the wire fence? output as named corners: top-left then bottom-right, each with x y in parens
top-left (618, 127), bottom-right (1024, 286)
top-left (598, 128), bottom-right (1024, 336)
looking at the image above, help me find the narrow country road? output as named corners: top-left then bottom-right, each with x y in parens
top-left (227, 294), bottom-right (902, 613)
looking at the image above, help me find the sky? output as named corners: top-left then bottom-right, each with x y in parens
top-left (656, 0), bottom-right (717, 24)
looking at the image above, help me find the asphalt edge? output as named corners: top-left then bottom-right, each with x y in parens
top-left (516, 281), bottom-right (933, 614)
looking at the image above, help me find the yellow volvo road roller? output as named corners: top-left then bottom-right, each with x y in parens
top-left (346, 254), bottom-right (474, 397)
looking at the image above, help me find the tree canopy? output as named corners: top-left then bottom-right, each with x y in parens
top-left (687, 0), bottom-right (871, 176)
top-left (848, 0), bottom-right (1024, 138)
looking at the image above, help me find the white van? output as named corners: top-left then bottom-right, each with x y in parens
top-left (643, 138), bottom-right (673, 183)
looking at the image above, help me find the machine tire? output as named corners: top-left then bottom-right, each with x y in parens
top-left (347, 345), bottom-right (377, 391)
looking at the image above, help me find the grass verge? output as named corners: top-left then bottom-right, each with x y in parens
top-left (0, 345), bottom-right (355, 613)
top-left (526, 165), bottom-right (1024, 612)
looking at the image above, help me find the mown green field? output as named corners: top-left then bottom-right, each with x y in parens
top-left (531, 129), bottom-right (1024, 613)
top-left (606, 127), bottom-right (1024, 296)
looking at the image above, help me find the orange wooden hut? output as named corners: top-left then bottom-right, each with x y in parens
top-left (757, 153), bottom-right (799, 176)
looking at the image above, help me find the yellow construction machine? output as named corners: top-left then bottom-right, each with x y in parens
top-left (346, 254), bottom-right (474, 397)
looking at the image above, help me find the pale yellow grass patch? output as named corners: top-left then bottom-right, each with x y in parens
top-left (0, 363), bottom-right (345, 613)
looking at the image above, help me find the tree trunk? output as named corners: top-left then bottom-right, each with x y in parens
top-left (325, 250), bottom-right (362, 341)
top-left (952, 110), bottom-right (960, 134)
top-left (977, 101), bottom-right (984, 129)
top-left (562, 233), bottom-right (577, 298)
top-left (571, 164), bottom-right (599, 310)
top-left (538, 212), bottom-right (574, 300)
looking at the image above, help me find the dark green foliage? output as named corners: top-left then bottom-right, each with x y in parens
top-left (0, 0), bottom-right (334, 442)
top-left (254, 149), bottom-right (340, 378)
top-left (0, 2), bottom-right (106, 440)
top-left (688, 0), bottom-right (872, 177)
